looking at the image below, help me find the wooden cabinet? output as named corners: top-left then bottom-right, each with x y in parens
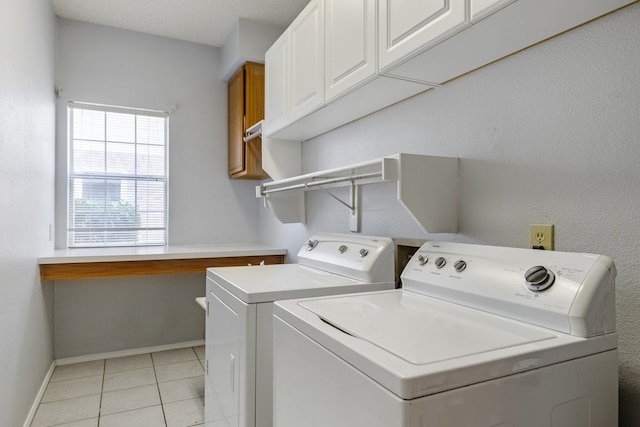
top-left (228, 62), bottom-right (268, 180)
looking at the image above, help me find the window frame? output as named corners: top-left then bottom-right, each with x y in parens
top-left (66, 102), bottom-right (169, 248)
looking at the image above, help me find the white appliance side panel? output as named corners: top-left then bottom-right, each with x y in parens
top-left (274, 313), bottom-right (618, 426)
top-left (255, 303), bottom-right (274, 427)
top-left (405, 349), bottom-right (618, 427)
top-left (273, 315), bottom-right (407, 427)
top-left (207, 277), bottom-right (257, 427)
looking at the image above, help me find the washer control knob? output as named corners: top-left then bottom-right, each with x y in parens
top-left (454, 260), bottom-right (467, 272)
top-left (338, 245), bottom-right (348, 254)
top-left (359, 248), bottom-right (369, 257)
top-left (417, 255), bottom-right (428, 266)
top-left (306, 240), bottom-right (318, 251)
top-left (435, 257), bottom-right (446, 269)
top-left (525, 265), bottom-right (555, 292)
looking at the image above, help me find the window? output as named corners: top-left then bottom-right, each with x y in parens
top-left (67, 103), bottom-right (168, 247)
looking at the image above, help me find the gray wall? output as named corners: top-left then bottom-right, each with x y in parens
top-left (55, 18), bottom-right (261, 248)
top-left (260, 3), bottom-right (640, 425)
top-left (0, 0), bottom-right (56, 426)
top-left (53, 20), bottom-right (263, 359)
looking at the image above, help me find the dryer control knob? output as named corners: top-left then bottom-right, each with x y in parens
top-left (435, 257), bottom-right (446, 269)
top-left (454, 260), bottom-right (467, 272)
top-left (525, 265), bottom-right (555, 292)
top-left (417, 255), bottom-right (428, 266)
top-left (338, 245), bottom-right (348, 254)
top-left (359, 248), bottom-right (369, 257)
top-left (306, 240), bottom-right (318, 251)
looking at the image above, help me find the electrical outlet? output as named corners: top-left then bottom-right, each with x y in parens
top-left (530, 224), bottom-right (554, 250)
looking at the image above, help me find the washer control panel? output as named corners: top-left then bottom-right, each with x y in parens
top-left (401, 241), bottom-right (616, 337)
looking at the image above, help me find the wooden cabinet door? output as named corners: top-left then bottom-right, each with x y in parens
top-left (378, 0), bottom-right (468, 71)
top-left (228, 66), bottom-right (245, 177)
top-left (289, 0), bottom-right (324, 122)
top-left (325, 0), bottom-right (376, 102)
top-left (228, 62), bottom-right (268, 180)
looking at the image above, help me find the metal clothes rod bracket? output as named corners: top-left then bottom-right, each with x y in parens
top-left (319, 181), bottom-right (357, 213)
top-left (319, 182), bottom-right (361, 232)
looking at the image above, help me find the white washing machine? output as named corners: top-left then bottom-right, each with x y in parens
top-left (273, 241), bottom-right (618, 427)
top-left (204, 233), bottom-right (396, 427)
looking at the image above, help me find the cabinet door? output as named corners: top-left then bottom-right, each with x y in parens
top-left (243, 62), bottom-right (267, 179)
top-left (378, 0), bottom-right (469, 71)
top-left (471, 0), bottom-right (516, 23)
top-left (227, 66), bottom-right (245, 177)
top-left (228, 63), bottom-right (268, 180)
top-left (264, 33), bottom-right (289, 135)
top-left (325, 0), bottom-right (376, 102)
top-left (289, 0), bottom-right (324, 122)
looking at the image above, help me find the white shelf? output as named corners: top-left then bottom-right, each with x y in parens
top-left (256, 153), bottom-right (459, 233)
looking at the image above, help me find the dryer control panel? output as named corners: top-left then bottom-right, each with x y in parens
top-left (297, 232), bottom-right (395, 284)
top-left (401, 241), bottom-right (616, 338)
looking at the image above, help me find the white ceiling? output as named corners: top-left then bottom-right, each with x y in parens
top-left (52, 0), bottom-right (310, 47)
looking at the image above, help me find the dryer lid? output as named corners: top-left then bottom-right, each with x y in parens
top-left (299, 291), bottom-right (555, 365)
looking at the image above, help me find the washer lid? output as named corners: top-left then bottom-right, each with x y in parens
top-left (300, 292), bottom-right (555, 365)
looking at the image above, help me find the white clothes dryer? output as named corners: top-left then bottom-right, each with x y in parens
top-left (273, 241), bottom-right (618, 427)
top-left (204, 233), bottom-right (396, 427)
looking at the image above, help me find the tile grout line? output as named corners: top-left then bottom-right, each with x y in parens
top-left (98, 358), bottom-right (106, 425)
top-left (151, 351), bottom-right (170, 427)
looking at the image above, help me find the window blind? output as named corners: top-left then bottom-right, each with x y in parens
top-left (67, 102), bottom-right (168, 247)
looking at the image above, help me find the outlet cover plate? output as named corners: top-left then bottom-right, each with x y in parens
top-left (530, 224), bottom-right (554, 250)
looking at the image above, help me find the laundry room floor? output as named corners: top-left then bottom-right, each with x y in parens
top-left (30, 346), bottom-right (205, 427)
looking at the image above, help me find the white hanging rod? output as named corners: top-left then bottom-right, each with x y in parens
top-left (243, 120), bottom-right (263, 143)
top-left (260, 171), bottom-right (382, 195)
top-left (243, 130), bottom-right (262, 143)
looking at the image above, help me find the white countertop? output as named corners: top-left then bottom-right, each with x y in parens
top-left (39, 243), bottom-right (287, 264)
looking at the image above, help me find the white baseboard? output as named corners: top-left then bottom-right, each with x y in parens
top-left (55, 339), bottom-right (205, 366)
top-left (23, 360), bottom-right (56, 427)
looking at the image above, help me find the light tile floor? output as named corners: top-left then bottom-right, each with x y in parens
top-left (30, 346), bottom-right (206, 427)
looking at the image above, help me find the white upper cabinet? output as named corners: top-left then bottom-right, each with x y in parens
top-left (471, 0), bottom-right (516, 23)
top-left (383, 0), bottom-right (636, 85)
top-left (325, 0), bottom-right (376, 102)
top-left (265, 0), bottom-right (325, 135)
top-left (264, 32), bottom-right (288, 135)
top-left (264, 0), bottom-right (428, 141)
top-left (378, 0), bottom-right (469, 74)
top-left (264, 0), bottom-right (635, 144)
top-left (289, 0), bottom-right (325, 122)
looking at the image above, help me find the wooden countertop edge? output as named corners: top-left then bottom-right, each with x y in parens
top-left (40, 254), bottom-right (286, 281)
